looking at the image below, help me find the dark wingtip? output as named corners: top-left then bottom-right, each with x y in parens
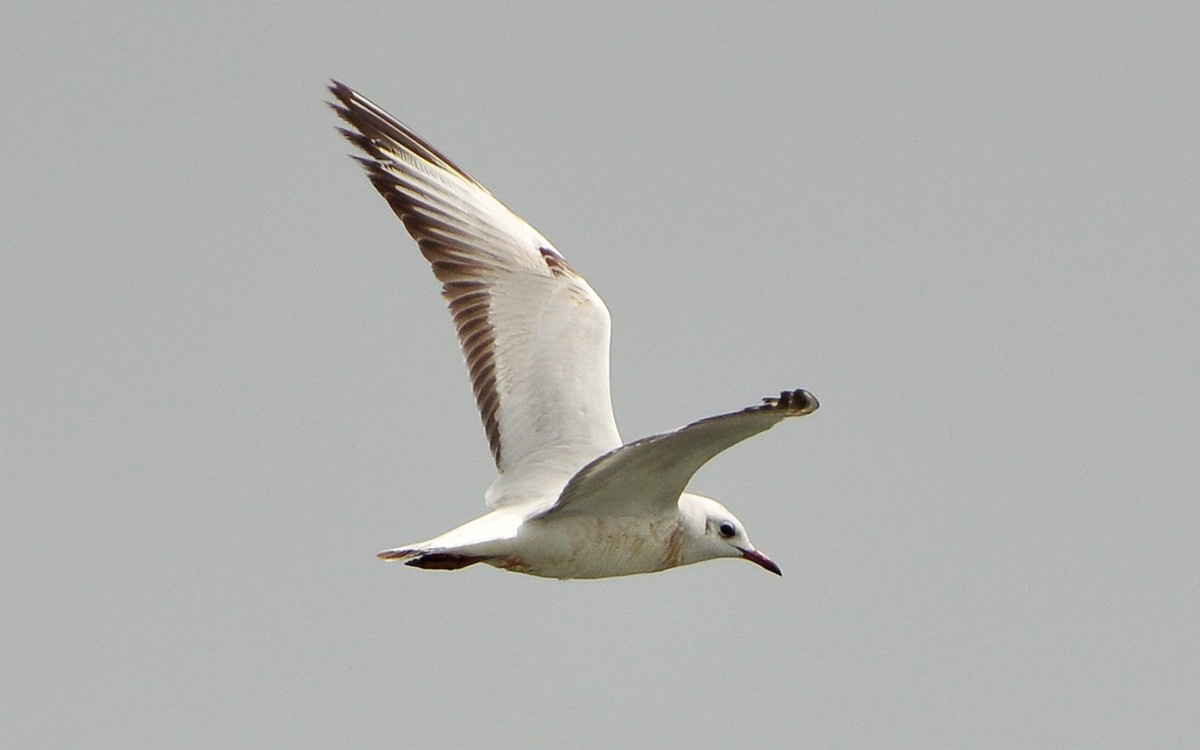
top-left (328, 79), bottom-right (353, 100)
top-left (763, 388), bottom-right (819, 415)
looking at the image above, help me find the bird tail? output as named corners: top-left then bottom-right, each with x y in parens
top-left (377, 546), bottom-right (491, 570)
top-left (377, 546), bottom-right (419, 562)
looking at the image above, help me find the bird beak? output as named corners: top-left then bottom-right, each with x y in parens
top-left (740, 548), bottom-right (782, 576)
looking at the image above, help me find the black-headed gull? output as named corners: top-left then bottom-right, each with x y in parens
top-left (329, 81), bottom-right (818, 579)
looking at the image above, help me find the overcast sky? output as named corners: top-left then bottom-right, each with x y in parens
top-left (3, 2), bottom-right (1197, 748)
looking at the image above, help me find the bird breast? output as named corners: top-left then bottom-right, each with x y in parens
top-left (498, 514), bottom-right (687, 579)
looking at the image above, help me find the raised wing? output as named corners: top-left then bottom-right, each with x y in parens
top-left (330, 82), bottom-right (623, 505)
top-left (541, 390), bottom-right (819, 518)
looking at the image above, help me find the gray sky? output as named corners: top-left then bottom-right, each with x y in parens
top-left (3, 2), bottom-right (1197, 747)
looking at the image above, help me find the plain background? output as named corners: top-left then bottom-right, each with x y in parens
top-left (3, 2), bottom-right (1197, 747)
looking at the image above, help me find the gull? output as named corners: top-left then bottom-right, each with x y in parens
top-left (329, 81), bottom-right (819, 579)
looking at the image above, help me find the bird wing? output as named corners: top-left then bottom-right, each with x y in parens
top-left (540, 390), bottom-right (819, 519)
top-left (330, 82), bottom-right (623, 506)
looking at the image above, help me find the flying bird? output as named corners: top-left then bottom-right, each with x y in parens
top-left (329, 81), bottom-right (818, 579)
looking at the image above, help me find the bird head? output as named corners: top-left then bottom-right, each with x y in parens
top-left (679, 494), bottom-right (781, 575)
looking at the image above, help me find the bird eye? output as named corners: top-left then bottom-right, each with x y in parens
top-left (718, 522), bottom-right (736, 538)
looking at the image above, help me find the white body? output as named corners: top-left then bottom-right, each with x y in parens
top-left (408, 493), bottom-right (724, 579)
top-left (330, 82), bottom-right (818, 579)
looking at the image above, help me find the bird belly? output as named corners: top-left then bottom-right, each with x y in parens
top-left (492, 515), bottom-right (686, 579)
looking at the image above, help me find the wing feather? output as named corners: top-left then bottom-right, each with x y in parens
top-left (330, 82), bottom-right (622, 504)
top-left (542, 390), bottom-right (819, 518)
